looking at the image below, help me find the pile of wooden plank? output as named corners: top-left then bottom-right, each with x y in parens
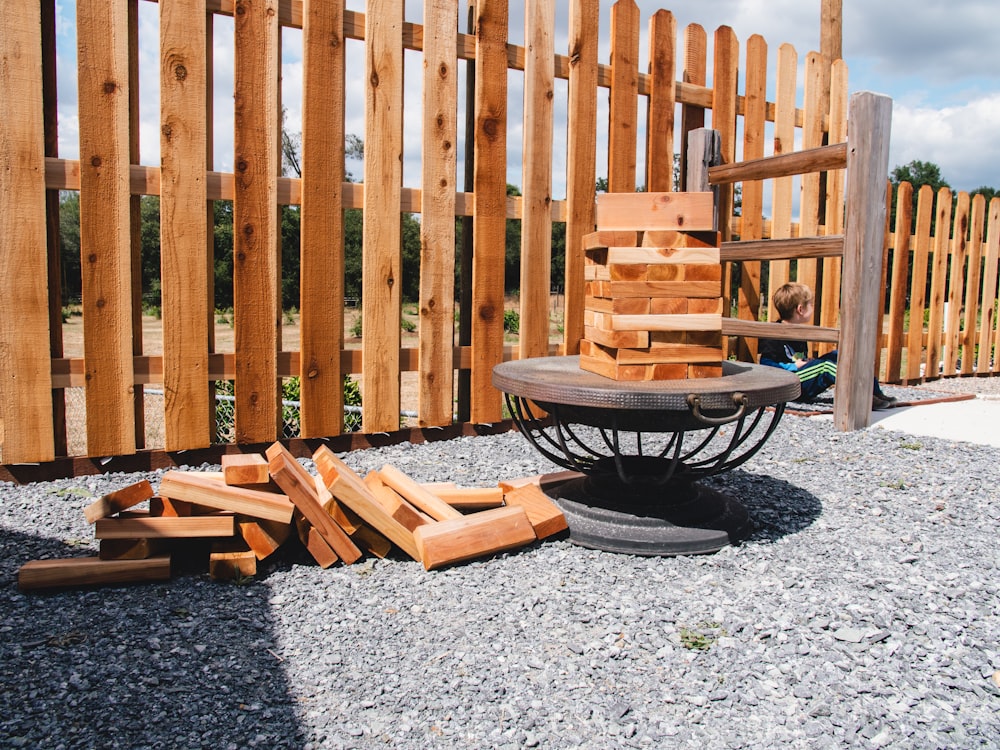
top-left (17, 442), bottom-right (572, 591)
top-left (580, 191), bottom-right (724, 381)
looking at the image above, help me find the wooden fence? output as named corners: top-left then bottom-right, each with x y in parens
top-left (1, 0), bottom-right (996, 465)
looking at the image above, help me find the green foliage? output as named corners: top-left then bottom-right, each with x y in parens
top-left (678, 621), bottom-right (727, 651)
top-left (503, 308), bottom-right (520, 333)
top-left (347, 313), bottom-right (418, 336)
top-left (343, 375), bottom-right (361, 407)
top-left (889, 160), bottom-right (951, 233)
top-left (400, 317), bottom-right (416, 333)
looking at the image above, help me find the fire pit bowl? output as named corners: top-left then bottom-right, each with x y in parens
top-left (493, 357), bottom-right (801, 556)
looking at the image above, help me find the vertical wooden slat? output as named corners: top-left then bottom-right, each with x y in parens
top-left (767, 43), bottom-right (796, 323)
top-left (128, 0), bottom-right (145, 449)
top-left (713, 25), bottom-right (738, 358)
top-left (233, 0), bottom-right (280, 442)
top-left (0, 0), bottom-right (55, 463)
top-left (470, 0), bottom-right (508, 423)
top-left (205, 8), bottom-right (218, 440)
top-left (925, 188), bottom-right (952, 378)
top-left (161, 0), bottom-right (210, 450)
top-left (645, 10), bottom-right (675, 192)
top-left (607, 0), bottom-right (638, 193)
top-left (418, 0), bottom-right (458, 425)
top-left (905, 185), bottom-right (934, 382)
top-left (834, 91), bottom-right (891, 432)
top-left (980, 198), bottom-right (1000, 375)
top-left (678, 23), bottom-right (706, 190)
top-left (563, 0), bottom-right (599, 354)
top-left (42, 0), bottom-right (67, 456)
top-left (77, 0), bottom-right (136, 456)
top-left (942, 192), bottom-right (969, 376)
top-left (797, 51), bottom-right (824, 303)
top-left (818, 59), bottom-right (847, 354)
top-left (735, 33), bottom-right (765, 360)
top-left (960, 195), bottom-right (986, 375)
top-left (362, 0), bottom-right (404, 432)
top-left (300, 0), bottom-right (346, 436)
top-left (519, 0), bottom-right (555, 361)
top-left (885, 181), bottom-right (912, 382)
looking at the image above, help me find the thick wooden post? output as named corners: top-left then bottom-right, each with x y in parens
top-left (834, 91), bottom-right (892, 432)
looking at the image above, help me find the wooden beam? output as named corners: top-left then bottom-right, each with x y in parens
top-left (18, 556), bottom-right (172, 590)
top-left (708, 143), bottom-right (847, 185)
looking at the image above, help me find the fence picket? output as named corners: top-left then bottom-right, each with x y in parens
top-left (905, 185), bottom-right (934, 382)
top-left (943, 192), bottom-right (970, 376)
top-left (925, 188), bottom-right (953, 378)
top-left (607, 0), bottom-right (639, 192)
top-left (818, 59), bottom-right (847, 354)
top-left (645, 10), bottom-right (675, 192)
top-left (961, 195), bottom-right (986, 375)
top-left (983, 199), bottom-right (1000, 375)
top-left (767, 43), bottom-right (797, 324)
top-left (886, 181), bottom-right (912, 381)
top-left (797, 51), bottom-right (825, 303)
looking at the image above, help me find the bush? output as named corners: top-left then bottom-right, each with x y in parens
top-left (503, 308), bottom-right (520, 333)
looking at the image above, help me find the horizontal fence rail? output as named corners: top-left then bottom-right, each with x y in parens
top-left (1, 0), bottom-right (997, 465)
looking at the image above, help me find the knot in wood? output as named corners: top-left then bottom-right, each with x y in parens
top-left (90, 156), bottom-right (102, 168)
top-left (103, 81), bottom-right (116, 94)
top-left (174, 64), bottom-right (188, 82)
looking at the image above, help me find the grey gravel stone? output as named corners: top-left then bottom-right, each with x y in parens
top-left (3, 381), bottom-right (1000, 748)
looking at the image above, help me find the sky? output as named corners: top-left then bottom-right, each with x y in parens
top-left (52, 0), bottom-right (1000, 196)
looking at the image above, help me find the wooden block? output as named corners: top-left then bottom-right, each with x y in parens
top-left (595, 192), bottom-right (715, 232)
top-left (377, 464), bottom-right (464, 521)
top-left (643, 263), bottom-right (683, 281)
top-left (600, 280), bottom-right (721, 299)
top-left (498, 470), bottom-right (584, 493)
top-left (265, 443), bottom-right (362, 564)
top-left (412, 506), bottom-right (537, 571)
top-left (585, 247), bottom-right (608, 265)
top-left (606, 245), bottom-right (720, 265)
top-left (314, 474), bottom-right (392, 557)
top-left (312, 447), bottom-right (422, 561)
top-left (99, 538), bottom-right (168, 561)
top-left (293, 512), bottom-right (339, 568)
top-left (583, 325), bottom-right (649, 349)
top-left (365, 472), bottom-right (433, 533)
top-left (688, 363), bottom-right (724, 378)
top-left (209, 539), bottom-right (257, 580)
top-left (641, 229), bottom-right (719, 248)
top-left (428, 486), bottom-right (505, 512)
top-left (580, 355), bottom-right (689, 381)
top-left (583, 264), bottom-right (611, 281)
top-left (687, 297), bottom-right (724, 314)
top-left (158, 471), bottom-right (294, 524)
top-left (222, 453), bottom-right (270, 486)
top-left (83, 480), bottom-right (154, 524)
top-left (585, 295), bottom-right (650, 315)
top-left (647, 297), bottom-right (689, 315)
top-left (683, 263), bottom-right (723, 281)
top-left (601, 313), bottom-right (722, 332)
top-left (608, 263), bottom-right (649, 282)
top-left (95, 514), bottom-right (235, 540)
top-left (501, 484), bottom-right (569, 539)
top-left (582, 230), bottom-right (640, 249)
top-left (18, 555), bottom-right (171, 590)
top-left (149, 496), bottom-right (193, 517)
top-left (237, 516), bottom-right (291, 560)
top-left (351, 525), bottom-right (393, 559)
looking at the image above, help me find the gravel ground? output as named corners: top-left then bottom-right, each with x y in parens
top-left (2, 379), bottom-right (999, 749)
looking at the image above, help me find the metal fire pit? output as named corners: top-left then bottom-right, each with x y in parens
top-left (493, 357), bottom-right (801, 556)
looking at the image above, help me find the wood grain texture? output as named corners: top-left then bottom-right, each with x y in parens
top-left (159, 469), bottom-right (294, 523)
top-left (18, 555), bottom-right (171, 590)
top-left (607, 0), bottom-right (639, 193)
top-left (413, 505), bottom-right (536, 570)
top-left (645, 10), bottom-right (675, 193)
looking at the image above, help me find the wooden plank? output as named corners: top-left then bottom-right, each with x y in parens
top-left (0, 0), bottom-right (55, 464)
top-left (378, 464), bottom-right (464, 521)
top-left (237, 516), bottom-right (291, 560)
top-left (563, 0), bottom-right (599, 351)
top-left (428, 486), bottom-right (505, 511)
top-left (796, 51), bottom-right (826, 298)
top-left (905, 185), bottom-right (934, 381)
top-left (834, 92), bottom-right (892, 432)
top-left (498, 470), bottom-right (583, 493)
top-left (767, 43), bottom-right (797, 323)
top-left (886, 181), bottom-right (912, 381)
top-left (233, 0), bottom-right (279, 442)
top-left (501, 484), bottom-right (568, 539)
top-left (591, 313), bottom-right (721, 332)
top-left (679, 23), bottom-right (707, 190)
top-left (980, 198), bottom-right (1000, 375)
top-left (519, 0), bottom-right (555, 360)
top-left (77, 0), bottom-right (136, 457)
top-left (222, 453), bottom-right (270, 485)
top-left (413, 505), bottom-right (537, 570)
top-left (364, 471), bottom-right (434, 532)
top-left (607, 0), bottom-right (639, 192)
top-left (299, 0), bottom-right (345, 437)
top-left (583, 325), bottom-right (650, 349)
top-left (158, 470), bottom-right (294, 523)
top-left (18, 556), bottom-right (171, 591)
top-left (470, 0), bottom-right (508, 423)
top-left (605, 246), bottom-right (719, 265)
top-left (721, 236), bottom-right (843, 262)
top-left (362, 0), bottom-right (404, 432)
top-left (711, 23), bottom-right (738, 254)
top-left (265, 442), bottom-right (361, 563)
top-left (160, 0), bottom-right (210, 450)
top-left (589, 280), bottom-right (721, 299)
top-left (819, 59), bottom-right (848, 355)
top-left (209, 539), bottom-right (257, 580)
top-left (943, 192), bottom-right (970, 376)
top-left (708, 143), bottom-right (847, 185)
top-left (150, 496), bottom-right (193, 516)
top-left (312, 446), bottom-right (421, 561)
top-left (84, 480), bottom-right (154, 523)
top-left (720, 318), bottom-right (840, 343)
top-left (645, 10), bottom-right (676, 192)
top-left (294, 511), bottom-right (339, 568)
top-left (924, 188), bottom-right (953, 377)
top-left (417, 0), bottom-right (458, 426)
top-left (95, 514), bottom-right (235, 539)
top-left (961, 195), bottom-right (986, 375)
top-left (595, 192), bottom-right (715, 232)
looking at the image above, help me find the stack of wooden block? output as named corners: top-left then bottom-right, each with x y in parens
top-left (17, 444), bottom-right (573, 590)
top-left (580, 191), bottom-right (724, 380)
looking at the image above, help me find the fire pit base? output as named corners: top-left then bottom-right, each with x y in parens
top-left (551, 475), bottom-right (751, 556)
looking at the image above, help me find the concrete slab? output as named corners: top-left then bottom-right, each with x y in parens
top-left (867, 395), bottom-right (1000, 447)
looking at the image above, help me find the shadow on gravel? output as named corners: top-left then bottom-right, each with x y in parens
top-left (705, 468), bottom-right (822, 544)
top-left (0, 527), bottom-right (308, 749)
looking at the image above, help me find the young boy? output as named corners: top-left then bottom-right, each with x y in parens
top-left (758, 282), bottom-right (897, 410)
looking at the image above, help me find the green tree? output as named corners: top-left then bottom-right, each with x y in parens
top-left (58, 191), bottom-right (81, 304)
top-left (890, 160), bottom-right (950, 232)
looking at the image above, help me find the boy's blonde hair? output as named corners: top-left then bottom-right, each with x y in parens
top-left (772, 282), bottom-right (814, 322)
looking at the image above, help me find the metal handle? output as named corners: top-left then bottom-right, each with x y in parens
top-left (686, 392), bottom-right (749, 425)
